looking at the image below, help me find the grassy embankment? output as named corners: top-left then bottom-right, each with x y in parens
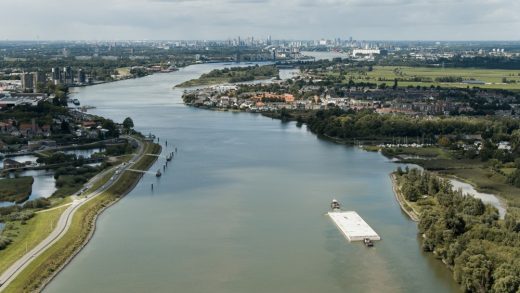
top-left (0, 177), bottom-right (34, 203)
top-left (0, 199), bottom-right (70, 276)
top-left (3, 140), bottom-right (161, 293)
top-left (176, 64), bottom-right (279, 87)
top-left (321, 66), bottom-right (520, 90)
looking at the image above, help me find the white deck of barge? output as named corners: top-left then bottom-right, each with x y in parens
top-left (328, 211), bottom-right (381, 241)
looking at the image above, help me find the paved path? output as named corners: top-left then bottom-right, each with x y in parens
top-left (0, 136), bottom-right (147, 290)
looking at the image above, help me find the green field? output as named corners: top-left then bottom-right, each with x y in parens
top-left (329, 66), bottom-right (520, 90)
top-left (0, 204), bottom-right (68, 275)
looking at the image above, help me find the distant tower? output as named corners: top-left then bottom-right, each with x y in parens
top-left (77, 69), bottom-right (86, 84)
top-left (32, 71), bottom-right (46, 92)
top-left (52, 67), bottom-right (61, 85)
top-left (63, 66), bottom-right (73, 84)
top-left (21, 73), bottom-right (34, 91)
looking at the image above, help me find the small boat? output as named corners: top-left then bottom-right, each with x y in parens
top-left (156, 170), bottom-right (162, 177)
top-left (364, 238), bottom-right (374, 247)
top-left (72, 98), bottom-right (80, 106)
top-left (331, 198), bottom-right (341, 211)
top-left (166, 155), bottom-right (172, 162)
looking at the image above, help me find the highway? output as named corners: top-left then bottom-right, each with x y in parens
top-left (0, 136), bottom-right (148, 290)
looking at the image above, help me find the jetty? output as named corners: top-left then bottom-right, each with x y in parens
top-left (328, 211), bottom-right (381, 242)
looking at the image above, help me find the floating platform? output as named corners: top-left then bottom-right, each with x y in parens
top-left (328, 211), bottom-right (381, 242)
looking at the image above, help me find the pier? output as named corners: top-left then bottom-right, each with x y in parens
top-left (125, 169), bottom-right (157, 175)
top-left (328, 211), bottom-right (380, 242)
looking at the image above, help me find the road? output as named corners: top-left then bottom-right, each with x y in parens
top-left (0, 136), bottom-right (148, 290)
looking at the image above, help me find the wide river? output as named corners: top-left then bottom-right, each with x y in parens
top-left (45, 63), bottom-right (460, 293)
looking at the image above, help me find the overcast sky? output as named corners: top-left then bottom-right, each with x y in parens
top-left (2, 0), bottom-right (519, 41)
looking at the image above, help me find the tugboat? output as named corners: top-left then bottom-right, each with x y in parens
top-left (156, 170), bottom-right (162, 177)
top-left (330, 198), bottom-right (341, 211)
top-left (363, 238), bottom-right (374, 247)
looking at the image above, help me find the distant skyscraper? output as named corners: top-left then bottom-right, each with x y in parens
top-left (52, 67), bottom-right (61, 85)
top-left (63, 66), bottom-right (73, 84)
top-left (32, 71), bottom-right (46, 92)
top-left (21, 73), bottom-right (34, 91)
top-left (77, 69), bottom-right (86, 84)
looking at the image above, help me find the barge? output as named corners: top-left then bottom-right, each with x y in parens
top-left (327, 200), bottom-right (381, 243)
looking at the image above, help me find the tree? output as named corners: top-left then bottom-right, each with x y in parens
top-left (102, 119), bottom-right (119, 138)
top-left (123, 117), bottom-right (134, 131)
top-left (455, 249), bottom-right (493, 293)
top-left (438, 136), bottom-right (451, 147)
top-left (492, 262), bottom-right (520, 293)
top-left (492, 275), bottom-right (520, 293)
top-left (396, 166), bottom-right (404, 176)
top-left (402, 181), bottom-right (420, 202)
top-left (480, 140), bottom-right (497, 162)
top-left (279, 108), bottom-right (291, 122)
top-left (60, 121), bottom-right (70, 134)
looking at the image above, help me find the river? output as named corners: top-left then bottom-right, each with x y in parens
top-left (44, 63), bottom-right (460, 293)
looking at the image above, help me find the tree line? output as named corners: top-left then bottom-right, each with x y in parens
top-left (305, 108), bottom-right (513, 140)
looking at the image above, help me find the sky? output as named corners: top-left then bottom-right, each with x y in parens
top-left (2, 0), bottom-right (519, 41)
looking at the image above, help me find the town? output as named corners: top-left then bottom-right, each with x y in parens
top-left (182, 74), bottom-right (519, 117)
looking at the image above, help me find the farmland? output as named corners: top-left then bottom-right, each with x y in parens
top-left (320, 66), bottom-right (520, 90)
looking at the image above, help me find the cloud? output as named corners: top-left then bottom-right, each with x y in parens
top-left (0, 0), bottom-right (518, 40)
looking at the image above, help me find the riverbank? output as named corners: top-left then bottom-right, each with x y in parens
top-left (389, 174), bottom-right (420, 222)
top-left (1, 139), bottom-right (162, 292)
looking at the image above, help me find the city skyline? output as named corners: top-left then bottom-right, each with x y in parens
top-left (2, 0), bottom-right (519, 41)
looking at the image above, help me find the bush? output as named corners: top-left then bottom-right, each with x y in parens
top-left (0, 236), bottom-right (13, 250)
